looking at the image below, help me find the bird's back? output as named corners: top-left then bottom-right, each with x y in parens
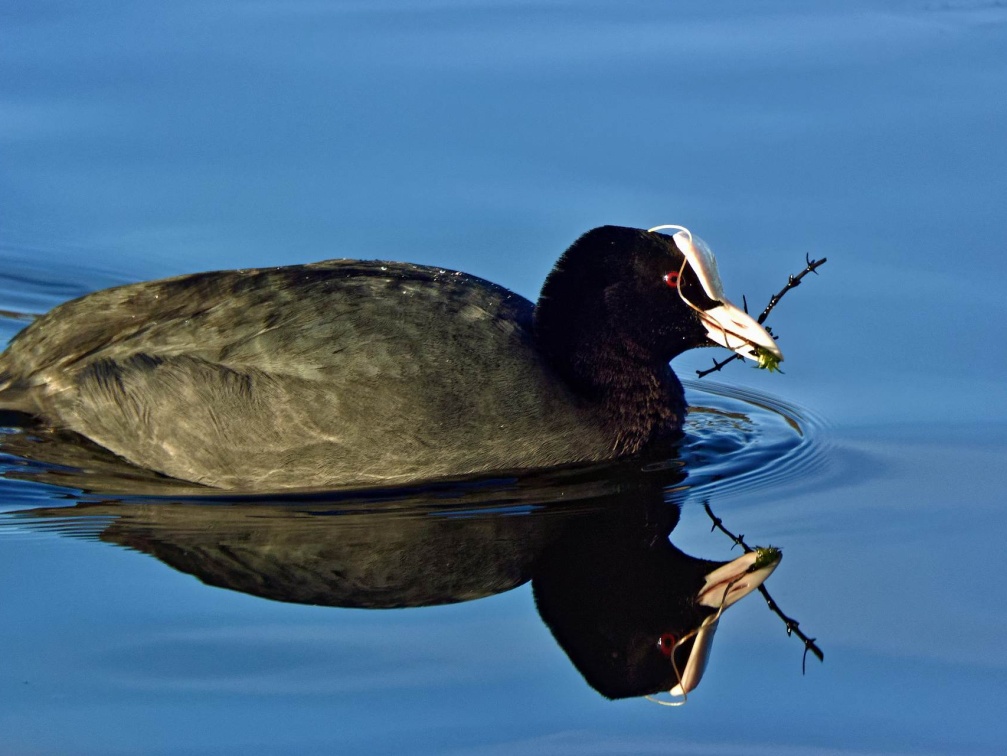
top-left (0, 260), bottom-right (612, 489)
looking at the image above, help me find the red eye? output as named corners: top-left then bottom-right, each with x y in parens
top-left (663, 271), bottom-right (680, 288)
top-left (657, 633), bottom-right (677, 657)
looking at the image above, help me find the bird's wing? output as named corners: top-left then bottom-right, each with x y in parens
top-left (60, 352), bottom-right (390, 489)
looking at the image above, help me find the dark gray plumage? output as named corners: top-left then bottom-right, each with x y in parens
top-left (0, 226), bottom-right (775, 490)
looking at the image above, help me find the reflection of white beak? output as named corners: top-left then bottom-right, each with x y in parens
top-left (670, 550), bottom-right (782, 696)
top-left (700, 300), bottom-right (783, 363)
top-left (697, 549), bottom-right (781, 610)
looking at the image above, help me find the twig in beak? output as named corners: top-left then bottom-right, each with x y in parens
top-left (697, 255), bottom-right (827, 379)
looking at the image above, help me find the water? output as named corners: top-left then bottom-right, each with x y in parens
top-left (2, 1), bottom-right (1006, 753)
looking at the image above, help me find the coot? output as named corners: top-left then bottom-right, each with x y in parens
top-left (0, 225), bottom-right (779, 489)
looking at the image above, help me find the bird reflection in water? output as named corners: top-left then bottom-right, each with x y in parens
top-left (2, 435), bottom-right (789, 703)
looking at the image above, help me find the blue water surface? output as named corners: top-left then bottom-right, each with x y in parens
top-left (2, 1), bottom-right (1006, 754)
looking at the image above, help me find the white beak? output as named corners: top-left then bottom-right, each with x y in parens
top-left (699, 300), bottom-right (783, 363)
top-left (670, 549), bottom-right (782, 696)
top-left (648, 225), bottom-right (784, 364)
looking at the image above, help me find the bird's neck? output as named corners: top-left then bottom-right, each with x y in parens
top-left (541, 331), bottom-right (686, 455)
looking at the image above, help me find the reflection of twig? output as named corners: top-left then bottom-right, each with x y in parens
top-left (697, 254), bottom-right (828, 379)
top-left (703, 501), bottom-right (824, 671)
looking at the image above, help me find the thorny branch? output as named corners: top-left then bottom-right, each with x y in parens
top-left (697, 254), bottom-right (828, 379)
top-left (703, 501), bottom-right (825, 671)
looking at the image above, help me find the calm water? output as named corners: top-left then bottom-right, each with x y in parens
top-left (2, 1), bottom-right (1006, 753)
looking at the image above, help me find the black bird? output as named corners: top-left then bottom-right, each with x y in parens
top-left (532, 507), bottom-right (780, 700)
top-left (5, 478), bottom-right (782, 700)
top-left (0, 225), bottom-right (779, 490)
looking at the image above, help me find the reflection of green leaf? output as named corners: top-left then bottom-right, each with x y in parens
top-left (755, 346), bottom-right (782, 373)
top-left (752, 546), bottom-right (782, 569)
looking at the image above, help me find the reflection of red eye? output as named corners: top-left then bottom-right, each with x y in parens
top-left (657, 633), bottom-right (677, 657)
top-left (663, 271), bottom-right (680, 288)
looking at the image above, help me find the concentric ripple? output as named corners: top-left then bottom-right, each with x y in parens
top-left (679, 378), bottom-right (828, 503)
